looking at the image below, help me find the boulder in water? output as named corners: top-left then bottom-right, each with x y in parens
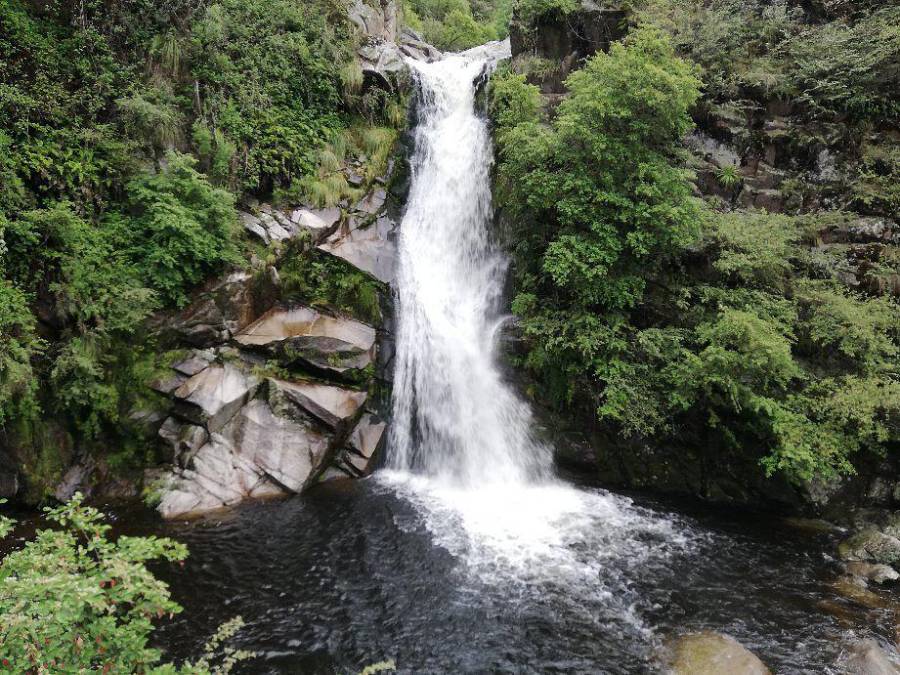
top-left (845, 561), bottom-right (899, 585)
top-left (838, 639), bottom-right (900, 675)
top-left (669, 632), bottom-right (771, 675)
top-left (838, 528), bottom-right (900, 565)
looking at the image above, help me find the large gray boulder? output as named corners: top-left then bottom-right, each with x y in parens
top-left (158, 417), bottom-right (208, 465)
top-left (358, 41), bottom-right (409, 91)
top-left (349, 0), bottom-right (399, 42)
top-left (318, 214), bottom-right (398, 284)
top-left (153, 434), bottom-right (284, 519)
top-left (222, 398), bottom-right (331, 492)
top-left (267, 378), bottom-right (367, 432)
top-left (172, 363), bottom-right (260, 432)
top-left (838, 528), bottom-right (900, 566)
top-left (669, 632), bottom-right (771, 675)
top-left (289, 207), bottom-right (342, 242)
top-left (339, 413), bottom-right (387, 476)
top-left (153, 380), bottom-right (360, 518)
top-left (235, 306), bottom-right (377, 376)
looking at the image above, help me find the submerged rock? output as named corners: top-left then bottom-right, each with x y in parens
top-left (845, 561), bottom-right (899, 585)
top-left (838, 528), bottom-right (900, 565)
top-left (839, 639), bottom-right (900, 675)
top-left (669, 632), bottom-right (771, 675)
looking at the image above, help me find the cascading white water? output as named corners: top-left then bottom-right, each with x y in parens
top-left (389, 41), bottom-right (551, 487)
top-left (380, 44), bottom-right (692, 632)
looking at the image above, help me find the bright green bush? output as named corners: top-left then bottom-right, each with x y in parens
top-left (493, 24), bottom-right (900, 484)
top-left (117, 152), bottom-right (240, 307)
top-left (496, 27), bottom-right (703, 313)
top-left (0, 280), bottom-right (40, 426)
top-left (0, 494), bottom-right (253, 673)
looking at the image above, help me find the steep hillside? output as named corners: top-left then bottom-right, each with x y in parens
top-left (491, 0), bottom-right (900, 512)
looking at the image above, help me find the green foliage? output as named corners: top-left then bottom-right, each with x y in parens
top-left (280, 246), bottom-right (383, 325)
top-left (0, 493), bottom-right (187, 672)
top-left (0, 280), bottom-right (40, 425)
top-left (188, 0), bottom-right (355, 192)
top-left (714, 164), bottom-right (741, 189)
top-left (513, 0), bottom-right (578, 25)
top-left (118, 152), bottom-right (240, 307)
top-left (636, 0), bottom-right (900, 123)
top-left (789, 6), bottom-right (900, 120)
top-left (0, 494), bottom-right (255, 673)
top-left (405, 0), bottom-right (511, 51)
top-left (496, 28), bottom-right (703, 312)
top-left (494, 25), bottom-right (900, 484)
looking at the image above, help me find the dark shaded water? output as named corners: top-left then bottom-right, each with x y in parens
top-left (114, 471), bottom-right (896, 674)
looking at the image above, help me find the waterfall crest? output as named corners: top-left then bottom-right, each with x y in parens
top-left (388, 41), bottom-right (552, 487)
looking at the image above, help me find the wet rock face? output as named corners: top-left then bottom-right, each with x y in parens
top-left (150, 355), bottom-right (375, 518)
top-left (146, 186), bottom-right (397, 517)
top-left (349, 1), bottom-right (440, 91)
top-left (669, 632), bottom-right (771, 675)
top-left (318, 213), bottom-right (399, 285)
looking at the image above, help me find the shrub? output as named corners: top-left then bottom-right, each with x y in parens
top-left (0, 494), bottom-right (255, 673)
top-left (118, 152), bottom-right (240, 307)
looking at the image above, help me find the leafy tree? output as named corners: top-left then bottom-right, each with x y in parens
top-left (493, 25), bottom-right (900, 484)
top-left (118, 152), bottom-right (239, 307)
top-left (498, 28), bottom-right (703, 315)
top-left (0, 494), bottom-right (253, 673)
top-left (0, 280), bottom-right (40, 426)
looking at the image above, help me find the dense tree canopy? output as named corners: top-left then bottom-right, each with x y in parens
top-left (492, 22), bottom-right (900, 483)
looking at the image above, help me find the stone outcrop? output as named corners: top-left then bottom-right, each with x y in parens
top-left (149, 347), bottom-right (377, 518)
top-left (349, 1), bottom-right (440, 91)
top-left (332, 412), bottom-right (388, 477)
top-left (318, 213), bottom-right (399, 284)
top-left (669, 633), bottom-right (771, 675)
top-left (130, 0), bottom-right (422, 517)
top-left (240, 204), bottom-right (342, 246)
top-left (172, 362), bottom-right (260, 432)
top-left (158, 272), bottom-right (258, 347)
top-left (235, 306), bottom-right (377, 378)
top-left (144, 172), bottom-right (400, 518)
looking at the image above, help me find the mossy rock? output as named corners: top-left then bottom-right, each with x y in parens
top-left (670, 632), bottom-right (771, 675)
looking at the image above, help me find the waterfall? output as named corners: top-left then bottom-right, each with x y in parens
top-left (379, 45), bottom-right (689, 626)
top-left (388, 41), bottom-right (552, 487)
